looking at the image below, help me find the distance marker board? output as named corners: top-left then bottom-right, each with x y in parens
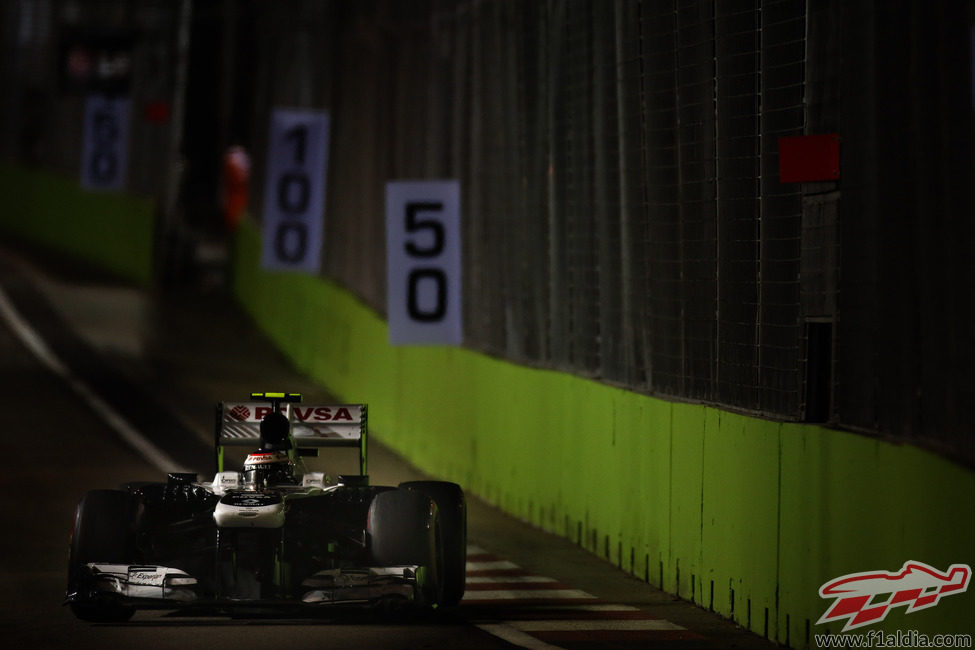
top-left (385, 180), bottom-right (462, 346)
top-left (81, 94), bottom-right (131, 191)
top-left (261, 108), bottom-right (330, 273)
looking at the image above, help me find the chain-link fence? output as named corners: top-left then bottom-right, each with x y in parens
top-left (2, 0), bottom-right (974, 465)
top-left (321, 0), bottom-right (810, 416)
top-left (303, 0), bottom-right (975, 465)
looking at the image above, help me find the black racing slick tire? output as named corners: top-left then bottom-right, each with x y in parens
top-left (368, 488), bottom-right (443, 607)
top-left (67, 490), bottom-right (136, 622)
top-left (399, 481), bottom-right (467, 606)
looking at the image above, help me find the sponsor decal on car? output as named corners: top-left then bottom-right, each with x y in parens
top-left (245, 451), bottom-right (289, 465)
top-left (221, 492), bottom-right (282, 507)
top-left (128, 569), bottom-right (165, 587)
top-left (229, 404), bottom-right (251, 421)
top-left (225, 404), bottom-right (360, 423)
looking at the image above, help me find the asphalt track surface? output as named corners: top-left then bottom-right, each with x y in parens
top-left (0, 244), bottom-right (777, 649)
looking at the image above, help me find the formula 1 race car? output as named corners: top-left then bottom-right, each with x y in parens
top-left (65, 392), bottom-right (467, 621)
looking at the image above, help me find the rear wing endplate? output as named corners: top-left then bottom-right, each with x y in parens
top-left (214, 402), bottom-right (367, 475)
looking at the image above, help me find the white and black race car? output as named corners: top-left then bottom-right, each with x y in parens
top-left (65, 392), bottom-right (466, 621)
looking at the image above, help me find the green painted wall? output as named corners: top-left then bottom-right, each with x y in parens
top-left (234, 217), bottom-right (975, 645)
top-left (0, 163), bottom-right (155, 286)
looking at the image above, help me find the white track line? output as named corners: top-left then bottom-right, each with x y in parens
top-left (475, 624), bottom-right (563, 650)
top-left (463, 588), bottom-right (596, 601)
top-left (513, 619), bottom-right (686, 632)
top-left (466, 559), bottom-right (521, 571)
top-left (513, 604), bottom-right (642, 612)
top-left (0, 284), bottom-right (187, 474)
top-left (466, 575), bottom-right (558, 584)
top-left (463, 548), bottom-right (690, 649)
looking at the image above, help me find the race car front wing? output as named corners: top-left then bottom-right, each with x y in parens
top-left (65, 562), bottom-right (421, 610)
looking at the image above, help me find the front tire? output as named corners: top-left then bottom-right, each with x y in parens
top-left (67, 490), bottom-right (136, 622)
top-left (399, 481), bottom-right (467, 606)
top-left (368, 488), bottom-right (443, 607)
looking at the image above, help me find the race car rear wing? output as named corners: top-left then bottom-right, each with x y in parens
top-left (214, 400), bottom-right (368, 476)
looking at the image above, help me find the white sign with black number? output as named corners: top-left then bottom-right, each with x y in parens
top-left (81, 94), bottom-right (130, 191)
top-left (261, 108), bottom-right (330, 273)
top-left (386, 180), bottom-right (462, 345)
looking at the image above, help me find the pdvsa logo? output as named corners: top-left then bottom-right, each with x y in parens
top-left (229, 405), bottom-right (251, 421)
top-left (255, 406), bottom-right (357, 422)
top-left (817, 561), bottom-right (970, 632)
top-left (225, 404), bottom-right (359, 423)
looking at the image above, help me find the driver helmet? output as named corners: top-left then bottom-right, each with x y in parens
top-left (242, 450), bottom-right (295, 488)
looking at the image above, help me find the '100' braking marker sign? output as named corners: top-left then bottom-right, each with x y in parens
top-left (261, 108), bottom-right (330, 273)
top-left (386, 180), bottom-right (462, 346)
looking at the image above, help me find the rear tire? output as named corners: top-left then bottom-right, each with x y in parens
top-left (368, 488), bottom-right (443, 607)
top-left (67, 490), bottom-right (136, 622)
top-left (399, 481), bottom-right (467, 606)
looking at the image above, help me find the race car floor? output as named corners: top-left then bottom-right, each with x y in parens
top-left (0, 242), bottom-right (780, 649)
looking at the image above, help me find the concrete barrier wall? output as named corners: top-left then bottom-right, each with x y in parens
top-left (233, 218), bottom-right (975, 645)
top-left (0, 163), bottom-right (155, 286)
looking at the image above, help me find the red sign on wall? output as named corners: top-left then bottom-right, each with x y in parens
top-left (778, 134), bottom-right (840, 183)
